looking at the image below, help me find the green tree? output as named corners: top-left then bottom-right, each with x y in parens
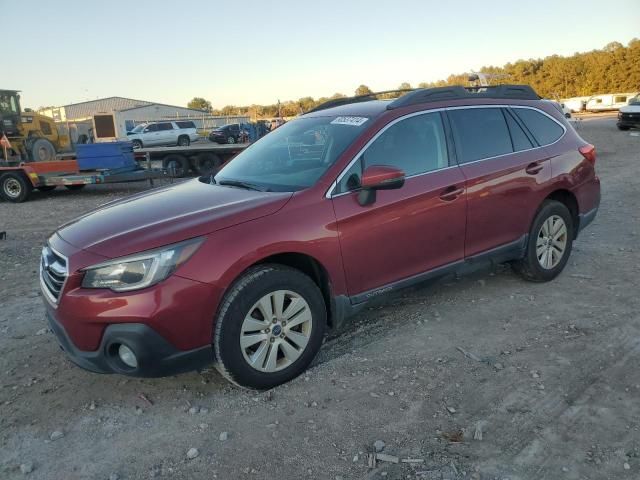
top-left (355, 85), bottom-right (373, 96)
top-left (187, 97), bottom-right (212, 111)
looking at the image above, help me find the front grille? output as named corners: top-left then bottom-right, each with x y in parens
top-left (621, 113), bottom-right (640, 120)
top-left (40, 245), bottom-right (68, 304)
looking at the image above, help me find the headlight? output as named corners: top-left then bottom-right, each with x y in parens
top-left (81, 238), bottom-right (203, 292)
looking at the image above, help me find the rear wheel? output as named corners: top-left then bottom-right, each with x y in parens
top-left (214, 265), bottom-right (326, 389)
top-left (194, 152), bottom-right (223, 176)
top-left (513, 200), bottom-right (573, 282)
top-left (28, 138), bottom-right (56, 162)
top-left (162, 154), bottom-right (189, 177)
top-left (0, 172), bottom-right (33, 203)
top-left (177, 135), bottom-right (190, 147)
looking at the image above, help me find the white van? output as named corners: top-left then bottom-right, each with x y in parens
top-left (586, 93), bottom-right (638, 112)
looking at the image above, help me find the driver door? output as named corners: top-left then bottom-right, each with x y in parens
top-left (331, 112), bottom-right (467, 298)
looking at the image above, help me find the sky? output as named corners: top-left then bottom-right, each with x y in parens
top-left (4, 0), bottom-right (639, 110)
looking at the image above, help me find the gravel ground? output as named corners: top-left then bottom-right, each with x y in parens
top-left (0, 117), bottom-right (639, 480)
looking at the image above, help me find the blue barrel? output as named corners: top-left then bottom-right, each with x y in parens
top-left (75, 142), bottom-right (135, 171)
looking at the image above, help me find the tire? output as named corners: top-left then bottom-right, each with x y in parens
top-left (0, 172), bottom-right (33, 203)
top-left (227, 136), bottom-right (236, 144)
top-left (512, 200), bottom-right (574, 282)
top-left (132, 140), bottom-right (143, 150)
top-left (214, 264), bottom-right (326, 389)
top-left (194, 152), bottom-right (223, 176)
top-left (617, 125), bottom-right (630, 131)
top-left (28, 138), bottom-right (56, 162)
top-left (162, 154), bottom-right (189, 177)
top-left (37, 185), bottom-right (57, 192)
top-left (65, 184), bottom-right (86, 191)
top-left (177, 135), bottom-right (190, 147)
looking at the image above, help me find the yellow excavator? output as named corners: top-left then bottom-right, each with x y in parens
top-left (0, 89), bottom-right (69, 163)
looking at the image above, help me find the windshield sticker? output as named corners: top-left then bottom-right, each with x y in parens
top-left (331, 116), bottom-right (368, 126)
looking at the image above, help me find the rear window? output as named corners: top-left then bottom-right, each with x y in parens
top-left (176, 121), bottom-right (195, 129)
top-left (448, 108), bottom-right (513, 163)
top-left (513, 108), bottom-right (564, 146)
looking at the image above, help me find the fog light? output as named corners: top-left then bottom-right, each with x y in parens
top-left (118, 344), bottom-right (138, 368)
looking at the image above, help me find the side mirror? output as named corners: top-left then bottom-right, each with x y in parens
top-left (358, 165), bottom-right (405, 206)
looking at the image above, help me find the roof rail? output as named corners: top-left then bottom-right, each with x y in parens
top-left (387, 84), bottom-right (540, 110)
top-left (307, 89), bottom-right (415, 114)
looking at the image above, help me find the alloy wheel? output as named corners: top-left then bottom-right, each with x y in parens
top-left (536, 215), bottom-right (568, 269)
top-left (240, 290), bottom-right (313, 372)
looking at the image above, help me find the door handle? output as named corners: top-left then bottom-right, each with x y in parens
top-left (525, 162), bottom-right (544, 175)
top-left (439, 185), bottom-right (464, 201)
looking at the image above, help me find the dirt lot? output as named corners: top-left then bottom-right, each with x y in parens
top-left (1, 117), bottom-right (639, 480)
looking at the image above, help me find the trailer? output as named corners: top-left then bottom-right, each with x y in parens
top-left (137, 142), bottom-right (248, 177)
top-left (0, 159), bottom-right (167, 203)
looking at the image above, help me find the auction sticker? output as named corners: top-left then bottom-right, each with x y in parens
top-left (331, 116), bottom-right (368, 126)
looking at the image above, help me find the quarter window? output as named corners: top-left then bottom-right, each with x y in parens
top-left (513, 108), bottom-right (564, 146)
top-left (334, 112), bottom-right (449, 194)
top-left (448, 108), bottom-right (513, 163)
top-left (503, 109), bottom-right (533, 151)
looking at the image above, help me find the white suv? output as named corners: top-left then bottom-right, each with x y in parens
top-left (127, 121), bottom-right (199, 149)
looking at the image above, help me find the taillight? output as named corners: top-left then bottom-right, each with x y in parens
top-left (579, 144), bottom-right (596, 165)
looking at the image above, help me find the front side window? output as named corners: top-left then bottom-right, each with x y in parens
top-left (448, 107), bottom-right (513, 163)
top-left (215, 116), bottom-right (369, 192)
top-left (144, 124), bottom-right (158, 133)
top-left (335, 112), bottom-right (449, 194)
top-left (513, 108), bottom-right (564, 146)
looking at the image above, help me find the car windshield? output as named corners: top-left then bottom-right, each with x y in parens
top-left (214, 116), bottom-right (369, 191)
top-left (130, 124), bottom-right (147, 133)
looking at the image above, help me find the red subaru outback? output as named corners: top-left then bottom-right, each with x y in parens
top-left (41, 85), bottom-right (600, 389)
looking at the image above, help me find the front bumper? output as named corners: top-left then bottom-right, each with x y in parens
top-left (47, 311), bottom-right (213, 377)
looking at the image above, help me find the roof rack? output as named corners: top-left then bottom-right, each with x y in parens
top-left (386, 84), bottom-right (539, 110)
top-left (307, 89), bottom-right (415, 113)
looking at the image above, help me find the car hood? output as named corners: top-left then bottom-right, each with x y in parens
top-left (57, 179), bottom-right (293, 258)
top-left (620, 104), bottom-right (640, 113)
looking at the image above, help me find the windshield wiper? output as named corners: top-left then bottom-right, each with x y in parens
top-left (217, 179), bottom-right (265, 191)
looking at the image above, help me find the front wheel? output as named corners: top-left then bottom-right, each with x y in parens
top-left (513, 200), bottom-right (573, 282)
top-left (132, 140), bottom-right (143, 150)
top-left (226, 136), bottom-right (236, 144)
top-left (177, 135), bottom-right (190, 147)
top-left (214, 265), bottom-right (326, 389)
top-left (0, 172), bottom-right (33, 203)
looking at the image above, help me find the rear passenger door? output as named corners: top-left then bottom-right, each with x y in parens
top-left (446, 106), bottom-right (554, 258)
top-left (157, 122), bottom-right (176, 145)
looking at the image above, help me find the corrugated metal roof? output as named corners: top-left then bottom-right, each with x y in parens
top-left (63, 97), bottom-right (152, 119)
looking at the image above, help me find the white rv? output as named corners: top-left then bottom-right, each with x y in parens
top-left (586, 93), bottom-right (638, 112)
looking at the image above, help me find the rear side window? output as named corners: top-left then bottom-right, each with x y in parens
top-left (513, 108), bottom-right (564, 146)
top-left (157, 122), bottom-right (174, 131)
top-left (176, 121), bottom-right (195, 129)
top-left (448, 108), bottom-right (513, 163)
top-left (503, 109), bottom-right (533, 151)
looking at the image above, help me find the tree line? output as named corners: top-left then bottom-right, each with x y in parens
top-left (188, 39), bottom-right (640, 118)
